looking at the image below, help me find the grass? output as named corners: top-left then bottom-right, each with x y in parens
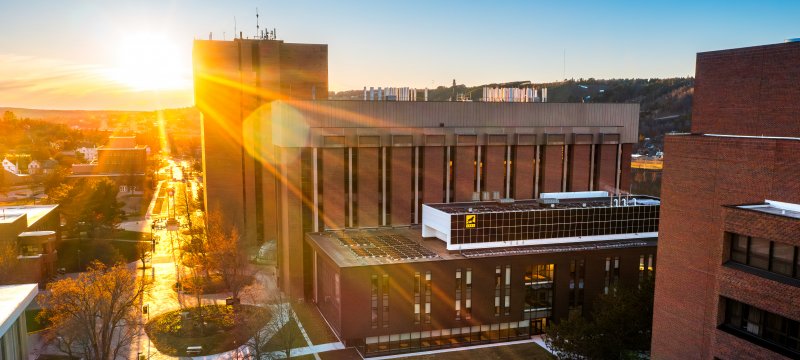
top-left (145, 304), bottom-right (269, 357)
top-left (394, 342), bottom-right (554, 360)
top-left (56, 238), bottom-right (141, 272)
top-left (262, 318), bottom-right (307, 353)
top-left (292, 302), bottom-right (338, 344)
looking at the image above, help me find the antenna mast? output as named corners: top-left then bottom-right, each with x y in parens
top-left (234, 16), bottom-right (237, 39)
top-left (256, 8), bottom-right (260, 39)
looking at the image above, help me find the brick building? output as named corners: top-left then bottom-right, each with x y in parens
top-left (651, 41), bottom-right (800, 359)
top-left (0, 205), bottom-right (60, 287)
top-left (307, 192), bottom-right (658, 356)
top-left (193, 37), bottom-right (641, 299)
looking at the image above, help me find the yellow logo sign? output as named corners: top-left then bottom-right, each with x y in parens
top-left (465, 214), bottom-right (476, 228)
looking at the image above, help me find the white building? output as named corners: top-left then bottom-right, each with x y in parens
top-left (0, 284), bottom-right (38, 360)
top-left (2, 158), bottom-right (19, 175)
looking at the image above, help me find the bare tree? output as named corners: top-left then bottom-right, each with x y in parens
top-left (135, 240), bottom-right (151, 281)
top-left (39, 261), bottom-right (145, 360)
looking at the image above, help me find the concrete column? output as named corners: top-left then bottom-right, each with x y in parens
top-left (382, 147), bottom-right (387, 226)
top-left (414, 146), bottom-right (420, 224)
top-left (476, 146), bottom-right (482, 196)
top-left (348, 147), bottom-right (353, 228)
top-left (589, 144), bottom-right (596, 191)
top-left (445, 146), bottom-right (451, 203)
top-left (615, 143), bottom-right (622, 195)
top-left (562, 145), bottom-right (569, 192)
top-left (534, 145), bottom-right (541, 198)
top-left (505, 145), bottom-right (512, 198)
top-left (312, 148), bottom-right (319, 232)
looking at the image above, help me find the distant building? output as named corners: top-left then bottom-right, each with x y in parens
top-left (0, 205), bottom-right (60, 287)
top-left (76, 146), bottom-right (98, 162)
top-left (26, 160), bottom-right (40, 175)
top-left (41, 159), bottom-right (58, 175)
top-left (0, 284), bottom-right (38, 360)
top-left (69, 136), bottom-right (147, 193)
top-left (2, 159), bottom-right (19, 175)
top-left (651, 41), bottom-right (800, 359)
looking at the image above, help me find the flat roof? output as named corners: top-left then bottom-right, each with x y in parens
top-left (0, 205), bottom-right (58, 226)
top-left (736, 200), bottom-right (800, 220)
top-left (425, 195), bottom-right (660, 215)
top-left (0, 284), bottom-right (38, 336)
top-left (306, 226), bottom-right (657, 268)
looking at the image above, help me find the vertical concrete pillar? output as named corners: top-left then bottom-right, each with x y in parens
top-left (414, 147), bottom-right (420, 224)
top-left (505, 145), bottom-right (512, 198)
top-left (445, 146), bottom-right (451, 203)
top-left (277, 147), bottom-right (305, 299)
top-left (312, 148), bottom-right (319, 231)
top-left (382, 147), bottom-right (387, 225)
top-left (356, 147), bottom-right (380, 227)
top-left (562, 145), bottom-right (569, 192)
top-left (348, 148), bottom-right (353, 228)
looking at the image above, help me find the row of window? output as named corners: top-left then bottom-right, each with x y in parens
top-left (721, 297), bottom-right (800, 357)
top-left (729, 233), bottom-right (800, 280)
top-left (374, 256), bottom-right (654, 327)
top-left (364, 321), bottom-right (531, 355)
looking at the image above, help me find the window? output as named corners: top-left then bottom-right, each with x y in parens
top-left (371, 275), bottom-right (378, 328)
top-left (495, 266), bottom-right (502, 316)
top-left (569, 259), bottom-right (585, 316)
top-left (727, 233), bottom-right (800, 281)
top-left (639, 254), bottom-right (655, 284)
top-left (414, 272), bottom-right (421, 324)
top-left (524, 264), bottom-right (554, 320)
top-left (424, 271), bottom-right (432, 324)
top-left (604, 257), bottom-right (619, 294)
top-left (455, 269), bottom-right (462, 320)
top-left (721, 297), bottom-right (800, 357)
top-left (382, 275), bottom-right (389, 328)
top-left (465, 268), bottom-right (472, 319)
top-left (504, 265), bottom-right (512, 316)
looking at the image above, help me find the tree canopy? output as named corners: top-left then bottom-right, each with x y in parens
top-left (544, 275), bottom-right (655, 360)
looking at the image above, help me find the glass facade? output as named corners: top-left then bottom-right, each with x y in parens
top-left (363, 321), bottom-right (531, 356)
top-left (449, 205), bottom-right (659, 245)
top-left (524, 264), bottom-right (554, 321)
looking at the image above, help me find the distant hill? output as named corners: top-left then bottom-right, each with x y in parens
top-left (331, 78), bottom-right (694, 153)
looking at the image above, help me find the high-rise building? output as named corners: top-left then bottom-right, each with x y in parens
top-left (193, 38), bottom-right (640, 299)
top-left (651, 41), bottom-right (800, 359)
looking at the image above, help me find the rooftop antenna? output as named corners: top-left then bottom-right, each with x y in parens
top-left (234, 16), bottom-right (237, 39)
top-left (256, 7), bottom-right (260, 39)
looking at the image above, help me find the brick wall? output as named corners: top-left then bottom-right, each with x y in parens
top-left (693, 42), bottom-right (800, 137)
top-left (652, 134), bottom-right (800, 359)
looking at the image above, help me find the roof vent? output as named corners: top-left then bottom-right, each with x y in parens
top-left (496, 198), bottom-right (515, 204)
top-left (538, 198), bottom-right (559, 205)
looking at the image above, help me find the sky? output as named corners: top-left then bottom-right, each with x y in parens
top-left (0, 0), bottom-right (798, 111)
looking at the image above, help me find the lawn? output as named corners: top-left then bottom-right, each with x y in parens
top-left (56, 238), bottom-right (144, 272)
top-left (395, 342), bottom-right (554, 360)
top-left (25, 308), bottom-right (48, 332)
top-left (292, 302), bottom-right (339, 344)
top-left (146, 304), bottom-right (269, 357)
top-left (262, 318), bottom-right (307, 353)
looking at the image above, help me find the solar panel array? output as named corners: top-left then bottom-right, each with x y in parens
top-left (327, 231), bottom-right (438, 261)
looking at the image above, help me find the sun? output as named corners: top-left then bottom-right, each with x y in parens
top-left (109, 32), bottom-right (190, 91)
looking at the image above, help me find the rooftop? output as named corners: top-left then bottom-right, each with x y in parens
top-left (426, 195), bottom-right (660, 215)
top-left (0, 284), bottom-right (37, 336)
top-left (306, 226), bottom-right (657, 268)
top-left (736, 200), bottom-right (800, 220)
top-left (0, 205), bottom-right (58, 226)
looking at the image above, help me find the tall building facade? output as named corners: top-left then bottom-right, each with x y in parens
top-left (193, 38), bottom-right (640, 298)
top-left (651, 41), bottom-right (800, 359)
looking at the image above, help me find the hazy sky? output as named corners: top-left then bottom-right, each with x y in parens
top-left (0, 0), bottom-right (798, 110)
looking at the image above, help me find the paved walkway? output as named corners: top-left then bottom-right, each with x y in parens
top-left (370, 338), bottom-right (542, 360)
